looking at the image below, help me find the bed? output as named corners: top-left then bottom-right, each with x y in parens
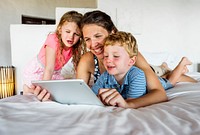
top-left (5, 7), bottom-right (200, 135)
top-left (1, 72), bottom-right (200, 135)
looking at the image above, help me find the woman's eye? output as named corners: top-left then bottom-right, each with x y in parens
top-left (84, 38), bottom-right (89, 42)
top-left (114, 56), bottom-right (119, 58)
top-left (95, 35), bottom-right (101, 38)
top-left (75, 33), bottom-right (80, 37)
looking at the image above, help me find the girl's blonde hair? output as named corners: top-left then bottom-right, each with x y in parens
top-left (56, 11), bottom-right (87, 69)
top-left (104, 31), bottom-right (138, 58)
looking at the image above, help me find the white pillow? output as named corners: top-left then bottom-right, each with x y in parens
top-left (141, 51), bottom-right (193, 71)
top-left (61, 57), bottom-right (76, 79)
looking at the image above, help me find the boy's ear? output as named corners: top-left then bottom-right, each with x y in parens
top-left (129, 56), bottom-right (137, 66)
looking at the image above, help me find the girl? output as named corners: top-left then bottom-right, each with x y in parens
top-left (23, 11), bottom-right (86, 90)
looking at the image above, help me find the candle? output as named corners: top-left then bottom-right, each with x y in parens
top-left (0, 66), bottom-right (15, 99)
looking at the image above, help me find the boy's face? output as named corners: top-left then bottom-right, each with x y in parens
top-left (103, 44), bottom-right (135, 77)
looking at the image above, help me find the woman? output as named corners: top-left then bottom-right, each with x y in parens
top-left (76, 10), bottom-right (167, 108)
top-left (24, 10), bottom-right (167, 108)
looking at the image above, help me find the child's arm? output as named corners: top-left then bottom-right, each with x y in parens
top-left (43, 46), bottom-right (56, 80)
top-left (98, 68), bottom-right (147, 108)
top-left (98, 88), bottom-right (127, 108)
top-left (98, 88), bottom-right (147, 108)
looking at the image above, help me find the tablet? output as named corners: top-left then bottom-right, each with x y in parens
top-left (32, 79), bottom-right (104, 106)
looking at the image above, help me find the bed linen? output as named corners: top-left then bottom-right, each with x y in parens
top-left (0, 73), bottom-right (200, 135)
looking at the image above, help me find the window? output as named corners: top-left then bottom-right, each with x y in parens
top-left (21, 15), bottom-right (55, 24)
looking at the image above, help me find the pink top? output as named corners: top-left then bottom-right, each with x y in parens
top-left (37, 33), bottom-right (72, 70)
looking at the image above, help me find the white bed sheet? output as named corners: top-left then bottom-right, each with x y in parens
top-left (1, 73), bottom-right (200, 135)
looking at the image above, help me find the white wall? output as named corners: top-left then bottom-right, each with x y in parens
top-left (9, 0), bottom-right (200, 93)
top-left (0, 0), bottom-right (96, 66)
top-left (4, 0), bottom-right (200, 67)
top-left (98, 0), bottom-right (200, 71)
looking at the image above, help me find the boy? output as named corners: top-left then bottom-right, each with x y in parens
top-left (92, 31), bottom-right (196, 108)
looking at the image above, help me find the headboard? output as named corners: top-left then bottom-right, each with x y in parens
top-left (10, 24), bottom-right (56, 94)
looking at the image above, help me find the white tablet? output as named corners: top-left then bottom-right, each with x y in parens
top-left (32, 79), bottom-right (104, 106)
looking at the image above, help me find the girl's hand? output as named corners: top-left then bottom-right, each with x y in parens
top-left (23, 84), bottom-right (51, 101)
top-left (33, 86), bottom-right (51, 101)
top-left (98, 88), bottom-right (127, 108)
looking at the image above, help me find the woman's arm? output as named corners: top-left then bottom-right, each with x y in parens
top-left (130, 52), bottom-right (168, 108)
top-left (76, 52), bottom-right (94, 85)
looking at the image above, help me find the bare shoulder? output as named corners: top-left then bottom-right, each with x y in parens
top-left (77, 51), bottom-right (95, 84)
top-left (80, 51), bottom-right (94, 62)
top-left (77, 51), bottom-right (95, 73)
top-left (81, 52), bottom-right (94, 60)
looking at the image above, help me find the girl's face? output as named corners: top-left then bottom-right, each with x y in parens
top-left (103, 44), bottom-right (134, 77)
top-left (59, 21), bottom-right (81, 48)
top-left (82, 24), bottom-right (109, 59)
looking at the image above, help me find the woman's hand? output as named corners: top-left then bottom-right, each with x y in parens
top-left (98, 88), bottom-right (128, 108)
top-left (23, 84), bottom-right (51, 101)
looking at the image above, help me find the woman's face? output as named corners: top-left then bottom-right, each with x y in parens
top-left (82, 24), bottom-right (109, 59)
top-left (59, 21), bottom-right (81, 48)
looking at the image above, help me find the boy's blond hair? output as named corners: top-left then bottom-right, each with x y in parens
top-left (104, 31), bottom-right (138, 58)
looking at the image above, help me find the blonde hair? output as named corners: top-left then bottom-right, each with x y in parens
top-left (104, 31), bottom-right (138, 58)
top-left (55, 11), bottom-right (87, 69)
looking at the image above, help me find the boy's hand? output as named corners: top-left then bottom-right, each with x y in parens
top-left (98, 88), bottom-right (127, 108)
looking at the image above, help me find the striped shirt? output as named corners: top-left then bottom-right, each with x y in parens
top-left (92, 66), bottom-right (147, 99)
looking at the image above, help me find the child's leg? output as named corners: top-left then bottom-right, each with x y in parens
top-left (165, 57), bottom-right (197, 86)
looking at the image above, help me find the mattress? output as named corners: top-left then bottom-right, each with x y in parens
top-left (0, 72), bottom-right (200, 135)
